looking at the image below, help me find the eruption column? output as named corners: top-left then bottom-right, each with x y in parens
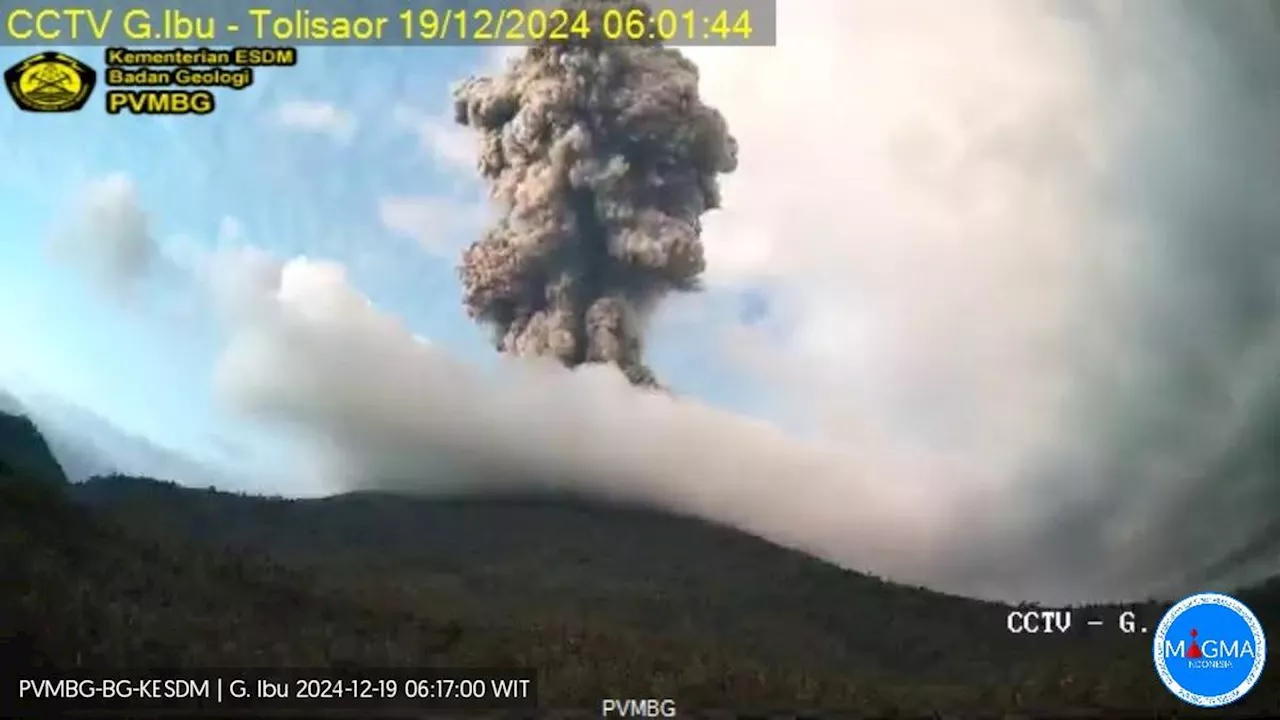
top-left (452, 0), bottom-right (739, 387)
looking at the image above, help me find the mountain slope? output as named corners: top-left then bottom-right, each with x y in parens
top-left (0, 466), bottom-right (946, 713)
top-left (73, 476), bottom-right (1028, 681)
top-left (71, 474), bottom-right (1280, 714)
top-left (0, 409), bottom-right (67, 483)
top-left (0, 388), bottom-right (25, 414)
top-left (0, 463), bottom-right (469, 670)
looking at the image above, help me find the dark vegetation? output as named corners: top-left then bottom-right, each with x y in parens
top-left (2, 409), bottom-right (1277, 716)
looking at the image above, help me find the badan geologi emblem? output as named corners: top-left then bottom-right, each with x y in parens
top-left (5, 51), bottom-right (97, 112)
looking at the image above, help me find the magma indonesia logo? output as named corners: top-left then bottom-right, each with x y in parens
top-left (1153, 592), bottom-right (1267, 707)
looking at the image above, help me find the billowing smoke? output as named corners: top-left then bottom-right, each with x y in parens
top-left (451, 0), bottom-right (738, 386)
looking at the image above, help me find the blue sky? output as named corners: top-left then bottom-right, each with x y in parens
top-left (0, 44), bottom-right (763, 485)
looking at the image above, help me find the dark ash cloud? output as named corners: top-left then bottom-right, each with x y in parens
top-left (452, 0), bottom-right (738, 387)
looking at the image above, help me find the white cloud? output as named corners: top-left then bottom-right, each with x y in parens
top-left (210, 253), bottom-right (962, 590)
top-left (48, 173), bottom-right (157, 298)
top-left (273, 100), bottom-right (356, 142)
top-left (684, 2), bottom-right (1113, 459)
top-left (392, 105), bottom-right (478, 173)
top-left (377, 196), bottom-right (487, 256)
top-left (674, 0), bottom-right (1280, 598)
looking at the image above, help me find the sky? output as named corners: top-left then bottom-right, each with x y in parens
top-left (1, 1), bottom-right (1278, 605)
top-left (0, 42), bottom-right (763, 482)
top-left (0, 46), bottom-right (512, 474)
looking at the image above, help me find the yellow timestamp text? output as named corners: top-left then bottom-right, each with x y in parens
top-left (396, 7), bottom-right (754, 44)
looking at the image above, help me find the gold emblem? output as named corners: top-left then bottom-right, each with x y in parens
top-left (5, 52), bottom-right (97, 112)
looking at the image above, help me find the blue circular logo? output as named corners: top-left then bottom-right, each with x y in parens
top-left (1153, 592), bottom-right (1267, 707)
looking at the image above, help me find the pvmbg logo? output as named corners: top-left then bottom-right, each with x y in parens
top-left (1153, 592), bottom-right (1266, 707)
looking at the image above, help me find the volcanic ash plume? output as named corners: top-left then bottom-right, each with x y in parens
top-left (452, 0), bottom-right (738, 387)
